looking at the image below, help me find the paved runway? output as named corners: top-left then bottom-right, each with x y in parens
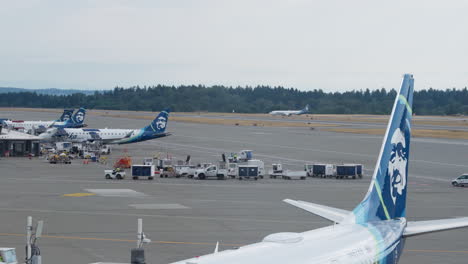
top-left (0, 110), bottom-right (467, 264)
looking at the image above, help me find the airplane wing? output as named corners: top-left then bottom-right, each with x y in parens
top-left (283, 199), bottom-right (350, 223)
top-left (404, 217), bottom-right (468, 237)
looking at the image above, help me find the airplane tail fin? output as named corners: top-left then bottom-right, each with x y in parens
top-left (58, 109), bottom-right (74, 122)
top-left (352, 74), bottom-right (414, 223)
top-left (300, 104), bottom-right (309, 114)
top-left (144, 108), bottom-right (170, 133)
top-left (70, 107), bottom-right (86, 126)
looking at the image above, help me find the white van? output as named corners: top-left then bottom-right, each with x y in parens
top-left (452, 174), bottom-right (468, 187)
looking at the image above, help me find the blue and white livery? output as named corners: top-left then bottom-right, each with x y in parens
top-left (57, 109), bottom-right (74, 122)
top-left (4, 107), bottom-right (87, 133)
top-left (39, 109), bottom-right (170, 145)
top-left (169, 74), bottom-right (468, 264)
top-left (269, 104), bottom-right (309, 116)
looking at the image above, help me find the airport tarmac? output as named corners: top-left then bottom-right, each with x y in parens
top-left (0, 110), bottom-right (467, 264)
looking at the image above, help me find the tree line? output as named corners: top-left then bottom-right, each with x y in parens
top-left (0, 85), bottom-right (467, 115)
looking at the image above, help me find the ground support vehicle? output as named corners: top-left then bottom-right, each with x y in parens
top-left (194, 164), bottom-right (227, 180)
top-left (227, 159), bottom-right (265, 178)
top-left (188, 163), bottom-right (213, 178)
top-left (160, 167), bottom-right (177, 178)
top-left (336, 164), bottom-right (363, 179)
top-left (131, 165), bottom-right (160, 180)
top-left (114, 156), bottom-right (132, 169)
top-left (305, 164), bottom-right (336, 178)
top-left (48, 153), bottom-right (71, 164)
top-left (238, 165), bottom-right (259, 180)
top-left (452, 174), bottom-right (468, 187)
top-left (0, 247), bottom-right (17, 264)
top-left (228, 163), bottom-right (238, 178)
top-left (100, 145), bottom-right (111, 155)
top-left (104, 169), bottom-right (125, 179)
top-left (282, 170), bottom-right (307, 180)
top-left (269, 163), bottom-right (283, 179)
top-left (174, 165), bottom-right (197, 178)
top-left (55, 141), bottom-right (72, 152)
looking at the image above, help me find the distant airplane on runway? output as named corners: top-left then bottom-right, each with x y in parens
top-left (39, 108), bottom-right (171, 145)
top-left (269, 104), bottom-right (309, 116)
top-left (169, 74), bottom-right (468, 264)
top-left (3, 108), bottom-right (87, 133)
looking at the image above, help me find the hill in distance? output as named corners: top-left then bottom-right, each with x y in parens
top-left (0, 87), bottom-right (100, 96)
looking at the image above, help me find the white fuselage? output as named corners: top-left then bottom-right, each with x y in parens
top-left (41, 128), bottom-right (140, 144)
top-left (170, 219), bottom-right (405, 264)
top-left (4, 120), bottom-right (66, 131)
top-left (269, 110), bottom-right (302, 116)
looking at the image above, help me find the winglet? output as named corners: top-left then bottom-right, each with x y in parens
top-left (214, 242), bottom-right (219, 254)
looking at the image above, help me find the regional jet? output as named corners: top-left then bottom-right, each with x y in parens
top-left (1, 109), bottom-right (74, 126)
top-left (169, 74), bottom-right (468, 264)
top-left (57, 109), bottom-right (74, 122)
top-left (3, 108), bottom-right (87, 133)
top-left (39, 109), bottom-right (171, 145)
top-left (269, 104), bottom-right (309, 116)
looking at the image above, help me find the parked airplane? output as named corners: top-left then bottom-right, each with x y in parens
top-left (3, 108), bottom-right (87, 133)
top-left (57, 109), bottom-right (74, 122)
top-left (1, 109), bottom-right (74, 126)
top-left (269, 104), bottom-right (309, 116)
top-left (39, 108), bottom-right (171, 145)
top-left (170, 74), bottom-right (468, 264)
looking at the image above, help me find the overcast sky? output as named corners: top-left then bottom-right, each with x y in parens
top-left (0, 0), bottom-right (467, 91)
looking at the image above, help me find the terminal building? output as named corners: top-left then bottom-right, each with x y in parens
top-left (0, 124), bottom-right (41, 157)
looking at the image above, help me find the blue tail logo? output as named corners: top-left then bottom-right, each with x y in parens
top-left (353, 74), bottom-right (414, 223)
top-left (145, 108), bottom-right (170, 133)
top-left (71, 108), bottom-right (86, 125)
top-left (58, 109), bottom-right (74, 122)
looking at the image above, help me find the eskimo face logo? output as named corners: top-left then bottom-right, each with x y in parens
top-left (389, 128), bottom-right (407, 204)
top-left (63, 114), bottom-right (71, 121)
top-left (156, 116), bottom-right (166, 130)
top-left (75, 112), bottom-right (84, 122)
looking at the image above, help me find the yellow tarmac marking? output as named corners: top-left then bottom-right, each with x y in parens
top-left (0, 233), bottom-right (467, 253)
top-left (63, 193), bottom-right (96, 197)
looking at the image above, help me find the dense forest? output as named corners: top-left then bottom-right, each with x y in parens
top-left (0, 85), bottom-right (467, 115)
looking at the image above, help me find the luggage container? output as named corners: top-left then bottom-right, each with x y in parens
top-left (238, 165), bottom-right (259, 180)
top-left (226, 159), bottom-right (265, 178)
top-left (305, 164), bottom-right (336, 178)
top-left (131, 165), bottom-right (159, 180)
top-left (336, 164), bottom-right (362, 179)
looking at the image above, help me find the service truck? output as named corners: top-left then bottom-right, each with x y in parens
top-left (193, 163), bottom-right (227, 180)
